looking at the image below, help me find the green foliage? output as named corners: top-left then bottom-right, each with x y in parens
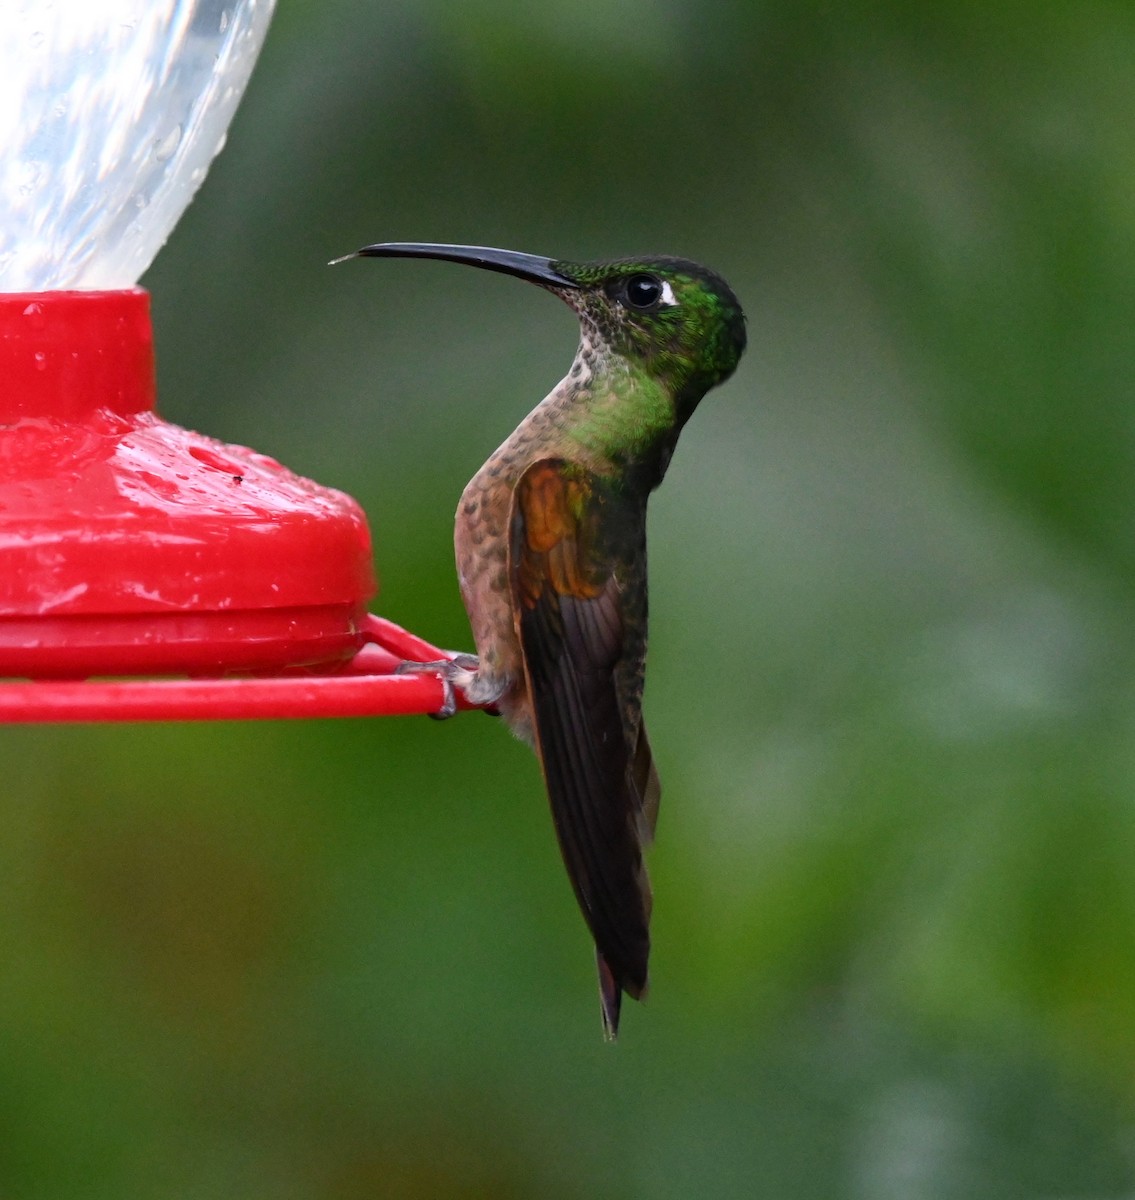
top-left (5, 1), bottom-right (1135, 1195)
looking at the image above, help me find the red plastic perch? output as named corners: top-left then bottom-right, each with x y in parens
top-left (0, 616), bottom-right (472, 724)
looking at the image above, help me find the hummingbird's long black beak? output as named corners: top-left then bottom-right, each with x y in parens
top-left (330, 242), bottom-right (580, 288)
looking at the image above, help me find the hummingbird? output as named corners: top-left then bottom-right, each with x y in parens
top-left (338, 242), bottom-right (746, 1037)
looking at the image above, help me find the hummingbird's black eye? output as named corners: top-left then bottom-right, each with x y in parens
top-left (623, 274), bottom-right (664, 310)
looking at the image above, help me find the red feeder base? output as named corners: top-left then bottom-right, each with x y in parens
top-left (0, 289), bottom-right (464, 722)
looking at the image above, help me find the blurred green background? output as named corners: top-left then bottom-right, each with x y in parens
top-left (5, 1), bottom-right (1135, 1195)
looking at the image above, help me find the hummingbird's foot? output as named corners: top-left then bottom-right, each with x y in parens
top-left (396, 654), bottom-right (482, 719)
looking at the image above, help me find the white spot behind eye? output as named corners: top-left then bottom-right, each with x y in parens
top-left (659, 280), bottom-right (679, 307)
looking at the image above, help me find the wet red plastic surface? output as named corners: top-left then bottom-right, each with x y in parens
top-left (0, 290), bottom-right (466, 721)
top-left (0, 289), bottom-right (376, 678)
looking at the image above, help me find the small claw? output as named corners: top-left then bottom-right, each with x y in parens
top-left (395, 656), bottom-right (480, 719)
top-left (394, 658), bottom-right (445, 676)
top-left (429, 678), bottom-right (458, 721)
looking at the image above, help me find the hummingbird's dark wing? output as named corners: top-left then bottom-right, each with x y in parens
top-left (509, 458), bottom-right (660, 1038)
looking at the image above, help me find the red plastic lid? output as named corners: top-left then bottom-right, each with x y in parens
top-left (0, 289), bottom-right (377, 677)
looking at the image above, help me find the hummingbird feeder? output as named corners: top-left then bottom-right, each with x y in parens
top-left (1, 0), bottom-right (459, 724)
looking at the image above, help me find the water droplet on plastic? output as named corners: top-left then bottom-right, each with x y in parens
top-left (16, 162), bottom-right (43, 197)
top-left (29, 30), bottom-right (45, 49)
top-left (219, 10), bottom-right (230, 32)
top-left (213, 131), bottom-right (228, 156)
top-left (153, 125), bottom-right (182, 162)
top-left (33, 352), bottom-right (46, 371)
